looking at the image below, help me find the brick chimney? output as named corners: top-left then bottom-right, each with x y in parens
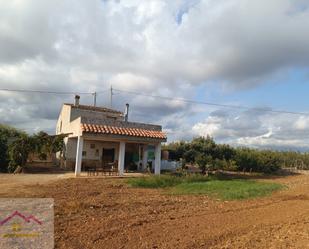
top-left (75, 95), bottom-right (80, 106)
top-left (124, 103), bottom-right (129, 122)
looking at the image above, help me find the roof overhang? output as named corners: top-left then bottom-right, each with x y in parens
top-left (81, 123), bottom-right (167, 142)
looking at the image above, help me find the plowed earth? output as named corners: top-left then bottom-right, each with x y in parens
top-left (0, 173), bottom-right (308, 248)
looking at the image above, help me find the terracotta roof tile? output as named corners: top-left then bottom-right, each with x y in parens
top-left (81, 123), bottom-right (166, 140)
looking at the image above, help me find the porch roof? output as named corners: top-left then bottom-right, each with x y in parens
top-left (81, 123), bottom-right (167, 140)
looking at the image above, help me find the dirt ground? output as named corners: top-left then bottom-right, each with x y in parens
top-left (0, 173), bottom-right (308, 249)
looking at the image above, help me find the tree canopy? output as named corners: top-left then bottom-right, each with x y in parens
top-left (0, 124), bottom-right (65, 172)
top-left (163, 136), bottom-right (309, 173)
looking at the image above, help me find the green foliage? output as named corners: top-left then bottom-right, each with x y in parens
top-left (165, 136), bottom-right (309, 173)
top-left (0, 123), bottom-right (66, 172)
top-left (163, 141), bottom-right (191, 161)
top-left (32, 131), bottom-right (50, 154)
top-left (0, 124), bottom-right (25, 138)
top-left (52, 135), bottom-right (65, 153)
top-left (0, 135), bottom-right (8, 171)
top-left (195, 153), bottom-right (212, 173)
top-left (32, 131), bottom-right (65, 157)
top-left (169, 180), bottom-right (283, 200)
top-left (8, 134), bottom-right (34, 172)
top-left (0, 124), bottom-right (25, 172)
top-left (234, 148), bottom-right (282, 173)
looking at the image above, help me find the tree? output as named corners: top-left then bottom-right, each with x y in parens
top-left (163, 136), bottom-right (299, 174)
top-left (8, 134), bottom-right (34, 172)
top-left (32, 131), bottom-right (65, 160)
top-left (0, 124), bottom-right (25, 172)
top-left (0, 135), bottom-right (8, 171)
top-left (195, 153), bottom-right (212, 174)
top-left (51, 134), bottom-right (65, 154)
top-left (0, 124), bottom-right (67, 172)
top-left (32, 131), bottom-right (50, 160)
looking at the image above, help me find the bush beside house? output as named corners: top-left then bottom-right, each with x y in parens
top-left (0, 124), bottom-right (65, 173)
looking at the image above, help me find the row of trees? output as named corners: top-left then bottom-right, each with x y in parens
top-left (164, 136), bottom-right (309, 173)
top-left (0, 124), bottom-right (65, 172)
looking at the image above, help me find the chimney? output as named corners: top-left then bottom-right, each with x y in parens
top-left (75, 95), bottom-right (80, 106)
top-left (124, 103), bottom-right (129, 122)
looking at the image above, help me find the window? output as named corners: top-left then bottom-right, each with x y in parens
top-left (60, 121), bottom-right (62, 132)
top-left (90, 144), bottom-right (95, 149)
top-left (95, 149), bottom-right (99, 157)
top-left (82, 151), bottom-right (87, 156)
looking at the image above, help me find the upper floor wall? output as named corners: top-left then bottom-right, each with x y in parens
top-left (56, 101), bottom-right (164, 138)
top-left (70, 105), bottom-right (124, 123)
top-left (56, 103), bottom-right (125, 136)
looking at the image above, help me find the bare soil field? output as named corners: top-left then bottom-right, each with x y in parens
top-left (0, 173), bottom-right (308, 249)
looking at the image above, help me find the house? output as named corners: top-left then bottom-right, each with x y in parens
top-left (56, 95), bottom-right (167, 176)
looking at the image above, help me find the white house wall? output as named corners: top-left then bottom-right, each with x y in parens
top-left (65, 138), bottom-right (77, 160)
top-left (56, 104), bottom-right (71, 135)
top-left (82, 140), bottom-right (119, 161)
top-left (69, 117), bottom-right (83, 136)
top-left (65, 138), bottom-right (119, 169)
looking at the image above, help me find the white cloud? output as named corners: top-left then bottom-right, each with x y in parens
top-left (0, 0), bottom-right (309, 149)
top-left (294, 116), bottom-right (309, 130)
top-left (192, 110), bottom-right (309, 150)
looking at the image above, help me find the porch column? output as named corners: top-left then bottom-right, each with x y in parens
top-left (154, 143), bottom-right (161, 175)
top-left (118, 141), bottom-right (125, 176)
top-left (142, 144), bottom-right (148, 170)
top-left (75, 136), bottom-right (84, 177)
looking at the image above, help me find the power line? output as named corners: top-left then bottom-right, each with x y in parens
top-left (0, 88), bottom-right (111, 107)
top-left (0, 88), bottom-right (110, 95)
top-left (0, 88), bottom-right (93, 95)
top-left (113, 88), bottom-right (309, 116)
top-left (0, 87), bottom-right (308, 116)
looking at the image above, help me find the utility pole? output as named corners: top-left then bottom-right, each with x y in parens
top-left (92, 92), bottom-right (97, 107)
top-left (110, 85), bottom-right (113, 108)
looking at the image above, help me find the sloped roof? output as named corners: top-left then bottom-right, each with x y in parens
top-left (81, 123), bottom-right (166, 140)
top-left (64, 104), bottom-right (123, 115)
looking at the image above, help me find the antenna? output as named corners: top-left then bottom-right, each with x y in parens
top-left (92, 92), bottom-right (97, 107)
top-left (110, 85), bottom-right (113, 108)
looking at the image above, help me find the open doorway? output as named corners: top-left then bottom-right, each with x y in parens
top-left (124, 144), bottom-right (140, 172)
top-left (102, 148), bottom-right (115, 168)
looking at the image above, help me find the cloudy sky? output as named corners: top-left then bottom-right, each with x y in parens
top-left (1, 0), bottom-right (309, 150)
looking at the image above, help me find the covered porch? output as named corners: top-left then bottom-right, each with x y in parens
top-left (73, 135), bottom-right (163, 177)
